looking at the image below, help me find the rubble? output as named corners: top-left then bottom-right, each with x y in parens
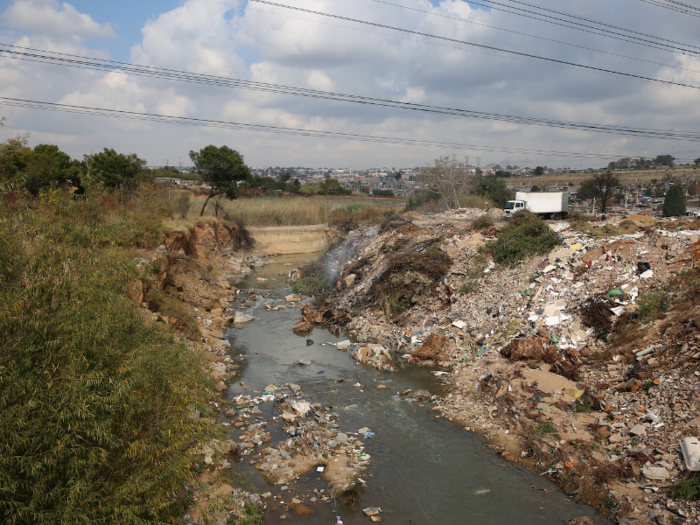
top-left (299, 211), bottom-right (700, 523)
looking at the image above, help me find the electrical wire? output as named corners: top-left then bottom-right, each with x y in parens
top-left (237, 0), bottom-right (700, 90)
top-left (370, 0), bottom-right (700, 76)
top-left (479, 0), bottom-right (700, 56)
top-left (464, 0), bottom-right (700, 58)
top-left (637, 0), bottom-right (700, 18)
top-left (3, 43), bottom-right (700, 142)
top-left (3, 96), bottom-right (685, 161)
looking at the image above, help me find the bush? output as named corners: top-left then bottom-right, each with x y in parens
top-left (0, 188), bottom-right (220, 524)
top-left (636, 291), bottom-right (668, 321)
top-left (664, 183), bottom-right (687, 217)
top-left (470, 214), bottom-right (494, 231)
top-left (481, 211), bottom-right (562, 268)
top-left (674, 475), bottom-right (700, 500)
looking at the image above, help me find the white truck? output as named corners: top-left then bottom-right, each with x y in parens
top-left (503, 191), bottom-right (569, 219)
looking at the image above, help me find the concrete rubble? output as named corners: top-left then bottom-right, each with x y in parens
top-left (296, 210), bottom-right (700, 524)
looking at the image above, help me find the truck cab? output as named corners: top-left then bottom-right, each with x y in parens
top-left (504, 200), bottom-right (525, 217)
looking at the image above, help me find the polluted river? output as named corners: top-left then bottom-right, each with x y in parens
top-left (222, 253), bottom-right (608, 525)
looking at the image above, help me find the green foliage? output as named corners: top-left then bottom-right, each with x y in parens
top-left (292, 261), bottom-right (329, 296)
top-left (457, 282), bottom-right (479, 294)
top-left (189, 145), bottom-right (251, 215)
top-left (481, 211), bottom-right (562, 268)
top-left (534, 166), bottom-right (544, 176)
top-left (574, 395), bottom-right (594, 413)
top-left (318, 178), bottom-right (351, 195)
top-left (577, 179), bottom-right (600, 200)
top-left (674, 476), bottom-right (700, 500)
top-left (146, 288), bottom-right (200, 340)
top-left (642, 380), bottom-right (654, 392)
top-left (0, 188), bottom-right (220, 524)
top-left (529, 423), bottom-right (557, 436)
top-left (238, 502), bottom-right (265, 525)
top-left (372, 189), bottom-right (394, 197)
top-left (405, 188), bottom-right (439, 211)
top-left (663, 183), bottom-right (687, 217)
top-left (83, 148), bottom-right (147, 189)
top-left (0, 133), bottom-right (32, 183)
top-left (636, 291), bottom-right (668, 321)
top-left (602, 496), bottom-right (618, 508)
top-left (530, 185), bottom-right (541, 192)
top-left (472, 175), bottom-right (514, 207)
top-left (175, 191), bottom-right (191, 219)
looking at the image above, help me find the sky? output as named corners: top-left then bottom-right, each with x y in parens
top-left (0, 0), bottom-right (699, 168)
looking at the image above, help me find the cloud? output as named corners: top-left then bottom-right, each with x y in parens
top-left (1, 0), bottom-right (700, 168)
top-left (1, 0), bottom-right (116, 39)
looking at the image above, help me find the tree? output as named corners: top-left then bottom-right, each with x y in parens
top-left (534, 166), bottom-right (544, 176)
top-left (25, 144), bottom-right (79, 195)
top-left (592, 171), bottom-right (621, 212)
top-left (189, 145), bottom-right (250, 216)
top-left (654, 154), bottom-right (675, 167)
top-left (694, 158), bottom-right (700, 166)
top-left (531, 185), bottom-right (541, 192)
top-left (84, 148), bottom-right (146, 189)
top-left (663, 183), bottom-right (687, 216)
top-left (0, 133), bottom-right (33, 183)
top-left (473, 175), bottom-right (514, 207)
top-left (318, 178), bottom-right (350, 195)
top-left (418, 155), bottom-right (471, 210)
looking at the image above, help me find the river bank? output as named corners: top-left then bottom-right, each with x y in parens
top-left (141, 218), bottom-right (612, 524)
top-left (295, 209), bottom-right (700, 525)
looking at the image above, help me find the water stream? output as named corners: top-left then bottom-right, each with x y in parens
top-left (224, 254), bottom-right (608, 525)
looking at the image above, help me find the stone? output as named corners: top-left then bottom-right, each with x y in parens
top-left (642, 465), bottom-right (670, 480)
top-left (292, 321), bottom-right (313, 334)
top-left (225, 409), bottom-right (236, 418)
top-left (344, 274), bottom-right (357, 288)
top-left (376, 384), bottom-right (388, 389)
top-left (261, 492), bottom-right (272, 499)
top-left (215, 381), bottom-right (227, 393)
top-left (629, 424), bottom-right (647, 436)
top-left (358, 427), bottom-right (371, 434)
top-left (285, 294), bottom-right (301, 302)
top-left (609, 433), bottom-right (626, 443)
top-left (234, 311), bottom-right (254, 323)
top-left (298, 360), bottom-right (312, 366)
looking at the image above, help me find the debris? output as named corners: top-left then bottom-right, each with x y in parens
top-left (681, 437), bottom-right (700, 471)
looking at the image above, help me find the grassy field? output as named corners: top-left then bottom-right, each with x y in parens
top-left (508, 166), bottom-right (700, 190)
top-left (163, 193), bottom-right (407, 230)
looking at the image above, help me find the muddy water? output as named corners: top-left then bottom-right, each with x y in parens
top-left (225, 254), bottom-right (608, 525)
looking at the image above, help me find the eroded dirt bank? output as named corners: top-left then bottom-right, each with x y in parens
top-left (296, 210), bottom-right (700, 525)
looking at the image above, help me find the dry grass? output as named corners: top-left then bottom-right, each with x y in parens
top-left (506, 166), bottom-right (700, 189)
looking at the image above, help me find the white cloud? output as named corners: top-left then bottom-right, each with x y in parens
top-left (1, 0), bottom-right (700, 168)
top-left (1, 0), bottom-right (115, 39)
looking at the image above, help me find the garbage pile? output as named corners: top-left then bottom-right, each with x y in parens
top-left (306, 211), bottom-right (700, 522)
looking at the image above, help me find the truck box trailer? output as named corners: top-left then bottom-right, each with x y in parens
top-left (504, 191), bottom-right (569, 218)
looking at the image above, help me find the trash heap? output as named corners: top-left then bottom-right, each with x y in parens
top-left (305, 211), bottom-right (700, 523)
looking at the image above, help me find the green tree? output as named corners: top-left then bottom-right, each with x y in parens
top-left (530, 185), bottom-right (541, 192)
top-left (663, 183), bottom-right (687, 216)
top-left (473, 175), bottom-right (514, 207)
top-left (189, 145), bottom-right (250, 216)
top-left (84, 148), bottom-right (146, 189)
top-left (25, 144), bottom-right (79, 195)
top-left (318, 178), bottom-right (350, 195)
top-left (592, 171), bottom-right (621, 212)
top-left (0, 133), bottom-right (32, 183)
top-left (694, 158), bottom-right (700, 166)
top-left (534, 166), bottom-right (544, 176)
top-left (654, 154), bottom-right (675, 167)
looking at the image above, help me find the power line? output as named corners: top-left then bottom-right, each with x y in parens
top-left (480, 0), bottom-right (700, 56)
top-left (637, 0), bottom-right (700, 18)
top-left (239, 0), bottom-right (700, 90)
top-left (370, 0), bottom-right (700, 76)
top-left (3, 43), bottom-right (700, 142)
top-left (2, 96), bottom-right (685, 161)
top-left (464, 0), bottom-right (700, 58)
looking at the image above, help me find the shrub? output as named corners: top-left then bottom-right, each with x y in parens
top-left (674, 475), bottom-right (700, 500)
top-left (636, 291), bottom-right (668, 321)
top-left (0, 188), bottom-right (221, 524)
top-left (146, 287), bottom-right (200, 339)
top-left (470, 214), bottom-right (494, 231)
top-left (176, 191), bottom-right (191, 219)
top-left (663, 183), bottom-right (687, 217)
top-left (529, 423), bottom-right (557, 436)
top-left (481, 211), bottom-right (562, 268)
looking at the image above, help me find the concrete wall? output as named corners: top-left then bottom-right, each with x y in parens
top-left (247, 224), bottom-right (328, 254)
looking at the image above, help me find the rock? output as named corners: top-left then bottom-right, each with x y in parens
top-left (261, 492), bottom-right (272, 499)
top-left (609, 433), bottom-right (626, 443)
top-left (225, 409), bottom-right (236, 418)
top-left (298, 360), bottom-right (312, 366)
top-left (410, 334), bottom-right (449, 363)
top-left (292, 320), bottom-right (313, 334)
top-left (452, 320), bottom-right (467, 330)
top-left (215, 381), bottom-right (227, 393)
top-left (358, 427), bottom-right (371, 434)
top-left (210, 329), bottom-right (225, 339)
top-left (306, 339), bottom-right (314, 346)
top-left (567, 518), bottom-right (596, 525)
top-left (376, 384), bottom-right (388, 389)
top-left (292, 503), bottom-right (314, 516)
top-left (629, 424), bottom-right (647, 436)
top-left (289, 384), bottom-right (301, 394)
top-left (344, 274), bottom-right (357, 288)
top-left (642, 465), bottom-right (670, 480)
top-left (285, 294), bottom-right (301, 302)
top-left (500, 337), bottom-right (548, 361)
top-left (234, 311), bottom-right (254, 323)
top-left (363, 507), bottom-right (381, 517)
